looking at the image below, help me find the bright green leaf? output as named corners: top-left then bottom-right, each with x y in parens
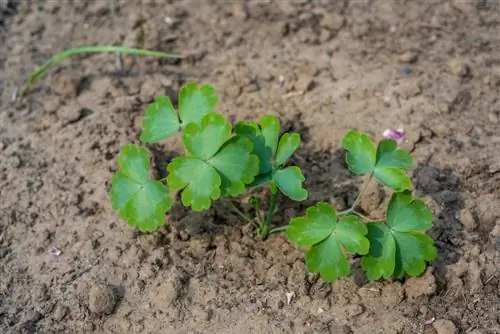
top-left (373, 139), bottom-right (413, 191)
top-left (361, 191), bottom-right (437, 280)
top-left (235, 121), bottom-right (273, 174)
top-left (208, 136), bottom-right (259, 196)
top-left (140, 96), bottom-right (180, 143)
top-left (342, 130), bottom-right (414, 191)
top-left (178, 82), bottom-right (219, 126)
top-left (287, 204), bottom-right (369, 282)
top-left (286, 203), bottom-right (337, 247)
top-left (167, 156), bottom-right (221, 211)
top-left (342, 130), bottom-right (376, 174)
top-left (276, 132), bottom-right (301, 166)
top-left (260, 115), bottom-right (280, 155)
top-left (373, 168), bottom-right (411, 191)
top-left (273, 166), bottom-right (308, 201)
top-left (182, 113), bottom-right (231, 160)
top-left (110, 144), bottom-right (172, 232)
top-left (375, 140), bottom-right (414, 169)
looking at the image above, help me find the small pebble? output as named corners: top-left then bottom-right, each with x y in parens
top-left (88, 284), bottom-right (117, 315)
top-left (399, 51), bottom-right (418, 63)
top-left (448, 59), bottom-right (470, 77)
top-left (432, 319), bottom-right (458, 334)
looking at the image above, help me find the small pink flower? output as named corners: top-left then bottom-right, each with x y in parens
top-left (383, 128), bottom-right (405, 145)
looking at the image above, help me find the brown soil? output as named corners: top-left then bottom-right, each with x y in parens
top-left (1, 1), bottom-right (499, 333)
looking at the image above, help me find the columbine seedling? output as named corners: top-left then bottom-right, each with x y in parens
top-left (110, 82), bottom-right (437, 282)
top-left (111, 82), bottom-right (307, 238)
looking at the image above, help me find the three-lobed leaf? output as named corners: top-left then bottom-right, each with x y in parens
top-left (168, 113), bottom-right (260, 208)
top-left (178, 82), bottom-right (219, 126)
top-left (140, 82), bottom-right (219, 143)
top-left (235, 115), bottom-right (306, 201)
top-left (183, 112), bottom-right (231, 160)
top-left (209, 136), bottom-right (260, 196)
top-left (361, 191), bottom-right (437, 280)
top-left (286, 203), bottom-right (369, 282)
top-left (110, 144), bottom-right (172, 231)
top-left (140, 96), bottom-right (180, 143)
top-left (167, 156), bottom-right (221, 211)
top-left (342, 130), bottom-right (414, 191)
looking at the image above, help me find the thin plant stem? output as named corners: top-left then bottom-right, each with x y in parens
top-left (351, 173), bottom-right (373, 212)
top-left (338, 173), bottom-right (373, 216)
top-left (20, 45), bottom-right (183, 97)
top-left (268, 225), bottom-right (289, 235)
top-left (262, 191), bottom-right (278, 239)
top-left (227, 201), bottom-right (258, 229)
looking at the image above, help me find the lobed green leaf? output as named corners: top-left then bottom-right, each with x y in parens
top-left (260, 115), bottom-right (280, 155)
top-left (167, 156), bottom-right (221, 211)
top-left (361, 191), bottom-right (437, 280)
top-left (235, 121), bottom-right (274, 174)
top-left (208, 136), bottom-right (260, 196)
top-left (276, 132), bottom-right (301, 166)
top-left (286, 203), bottom-right (369, 282)
top-left (273, 166), bottom-right (308, 201)
top-left (110, 144), bottom-right (172, 232)
top-left (182, 112), bottom-right (231, 160)
top-left (178, 82), bottom-right (219, 126)
top-left (342, 130), bottom-right (413, 191)
top-left (140, 96), bottom-right (180, 143)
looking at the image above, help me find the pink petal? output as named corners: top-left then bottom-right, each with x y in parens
top-left (382, 128), bottom-right (405, 145)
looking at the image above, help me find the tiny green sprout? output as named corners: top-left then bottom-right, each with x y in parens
top-left (109, 82), bottom-right (437, 284)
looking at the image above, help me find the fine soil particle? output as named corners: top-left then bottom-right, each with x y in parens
top-left (1, 1), bottom-right (500, 333)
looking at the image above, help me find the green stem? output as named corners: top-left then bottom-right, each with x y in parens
top-left (351, 173), bottom-right (373, 212)
top-left (228, 201), bottom-right (258, 229)
top-left (338, 173), bottom-right (373, 217)
top-left (262, 191), bottom-right (279, 239)
top-left (20, 45), bottom-right (183, 98)
top-left (269, 225), bottom-right (289, 235)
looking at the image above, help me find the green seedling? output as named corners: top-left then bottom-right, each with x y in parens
top-left (110, 83), bottom-right (437, 283)
top-left (20, 45), bottom-right (182, 98)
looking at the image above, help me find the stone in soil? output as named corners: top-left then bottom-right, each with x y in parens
top-left (88, 284), bottom-right (117, 315)
top-left (432, 319), bottom-right (458, 334)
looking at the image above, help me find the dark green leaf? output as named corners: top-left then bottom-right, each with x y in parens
top-left (361, 191), bottom-right (437, 280)
top-left (208, 136), bottom-right (259, 196)
top-left (273, 166), bottom-right (308, 201)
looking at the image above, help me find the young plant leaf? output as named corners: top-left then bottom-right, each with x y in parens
top-left (276, 132), bottom-right (301, 166)
top-left (178, 82), bottom-right (219, 126)
top-left (361, 191), bottom-right (437, 280)
top-left (209, 136), bottom-right (260, 196)
top-left (260, 115), bottom-right (280, 155)
top-left (342, 130), bottom-right (413, 191)
top-left (182, 113), bottom-right (231, 160)
top-left (273, 166), bottom-right (308, 201)
top-left (235, 121), bottom-right (273, 174)
top-left (286, 203), bottom-right (369, 282)
top-left (110, 144), bottom-right (172, 232)
top-left (167, 156), bottom-right (221, 211)
top-left (342, 130), bottom-right (376, 174)
top-left (140, 96), bottom-right (180, 143)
